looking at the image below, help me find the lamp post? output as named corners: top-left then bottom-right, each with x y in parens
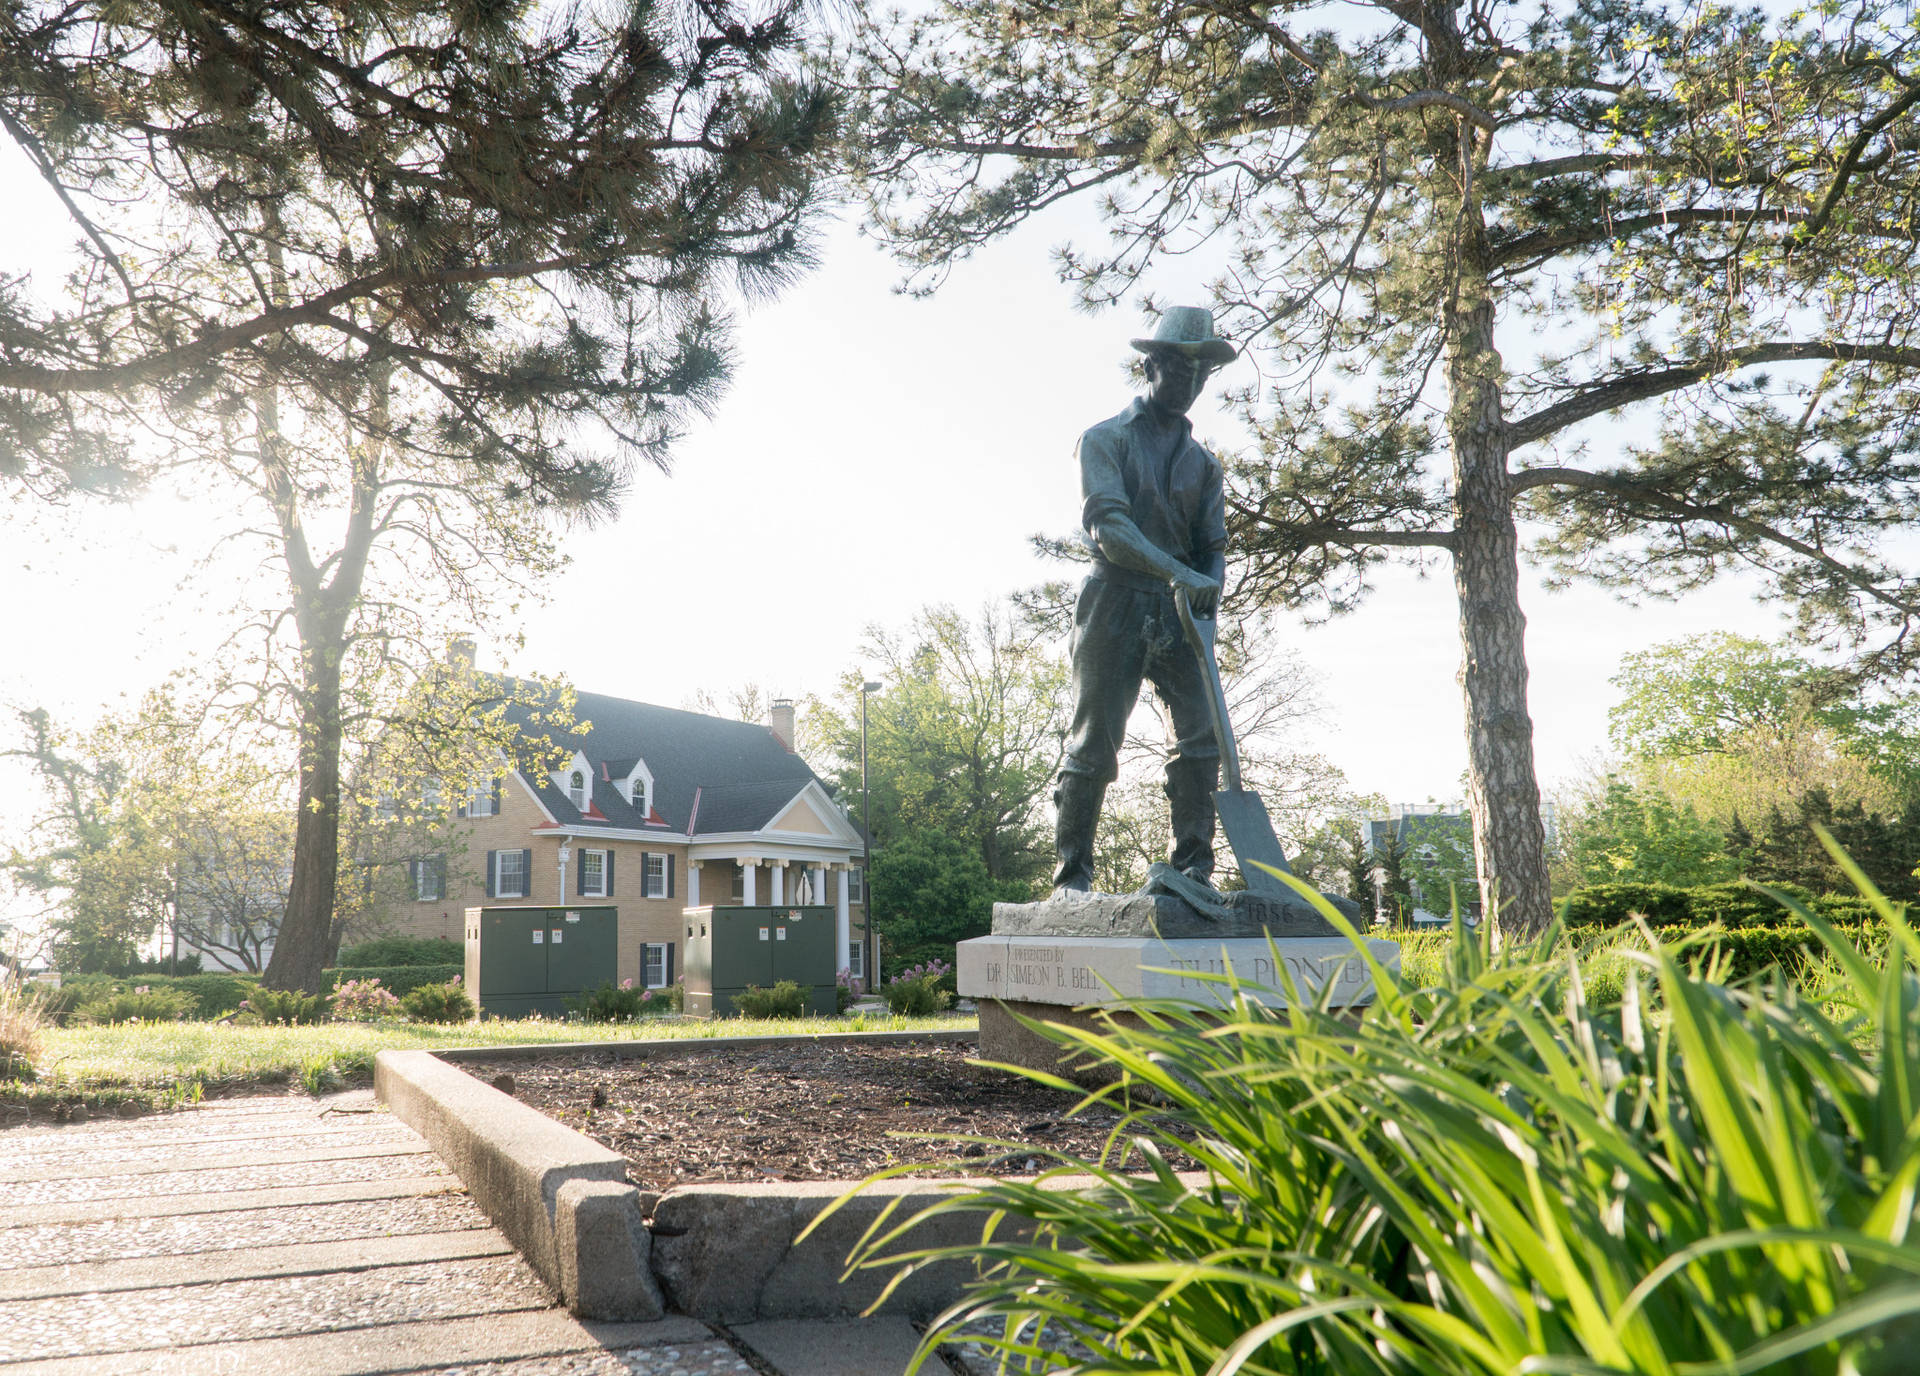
top-left (556, 842), bottom-right (572, 905)
top-left (860, 679), bottom-right (881, 991)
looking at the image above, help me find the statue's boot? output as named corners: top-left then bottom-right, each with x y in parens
top-left (1164, 755), bottom-right (1221, 884)
top-left (1051, 773), bottom-right (1106, 897)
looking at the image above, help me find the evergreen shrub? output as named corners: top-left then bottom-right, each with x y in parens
top-left (335, 937), bottom-right (463, 967)
top-left (73, 986), bottom-right (199, 1024)
top-left (240, 988), bottom-right (330, 1025)
top-left (401, 977), bottom-right (474, 1024)
top-left (1563, 880), bottom-right (1889, 931)
top-left (733, 980), bottom-right (806, 1018)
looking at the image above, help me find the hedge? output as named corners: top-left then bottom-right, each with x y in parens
top-left (1562, 880), bottom-right (1886, 930)
top-left (27, 971), bottom-right (261, 1023)
top-left (321, 964), bottom-right (463, 998)
top-left (334, 937), bottom-right (463, 968)
top-left (1647, 924), bottom-right (1880, 983)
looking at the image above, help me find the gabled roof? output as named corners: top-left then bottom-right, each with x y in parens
top-left (501, 683), bottom-right (836, 839)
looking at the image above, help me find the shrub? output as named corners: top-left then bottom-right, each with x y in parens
top-left (836, 967), bottom-right (864, 1013)
top-left (240, 988), bottom-right (330, 1026)
top-left (882, 959), bottom-right (953, 1016)
top-left (323, 964), bottom-right (463, 999)
top-left (1561, 878), bottom-right (1891, 932)
top-left (733, 980), bottom-right (806, 1019)
top-left (23, 979), bottom-right (90, 1026)
top-left (330, 977), bottom-right (404, 1021)
top-left (565, 979), bottom-right (672, 1022)
top-left (335, 936), bottom-right (462, 967)
top-left (662, 980), bottom-right (685, 1013)
top-left (0, 981), bottom-right (49, 1080)
top-left (401, 977), bottom-right (474, 1024)
top-left (74, 985), bottom-right (199, 1025)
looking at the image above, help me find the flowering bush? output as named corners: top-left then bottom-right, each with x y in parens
top-left (331, 977), bottom-right (404, 1021)
top-left (835, 967), bottom-right (864, 1013)
top-left (883, 959), bottom-right (953, 1016)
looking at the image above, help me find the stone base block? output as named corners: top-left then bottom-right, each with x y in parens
top-left (992, 890), bottom-right (1348, 941)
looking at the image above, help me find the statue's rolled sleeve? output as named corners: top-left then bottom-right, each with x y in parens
top-left (1077, 429), bottom-right (1131, 535)
top-left (1194, 461), bottom-right (1228, 558)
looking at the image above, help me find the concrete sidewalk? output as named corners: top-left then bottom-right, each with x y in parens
top-left (0, 1090), bottom-right (956, 1375)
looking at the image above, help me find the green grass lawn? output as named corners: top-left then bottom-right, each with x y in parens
top-left (10, 1011), bottom-right (978, 1112)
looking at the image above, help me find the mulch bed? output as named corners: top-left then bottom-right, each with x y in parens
top-left (465, 1037), bottom-right (1199, 1191)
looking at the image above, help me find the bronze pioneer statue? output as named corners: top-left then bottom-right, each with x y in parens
top-left (1054, 306), bottom-right (1234, 898)
top-left (1000, 306), bottom-right (1356, 940)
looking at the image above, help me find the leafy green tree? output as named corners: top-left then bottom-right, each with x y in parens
top-left (2, 0), bottom-right (836, 989)
top-left (810, 604), bottom-right (1068, 894)
top-left (868, 828), bottom-right (1026, 972)
top-left (1555, 778), bottom-right (1738, 890)
top-left (838, 0), bottom-right (1920, 933)
top-left (2, 699), bottom-right (296, 972)
top-left (1399, 813), bottom-right (1479, 915)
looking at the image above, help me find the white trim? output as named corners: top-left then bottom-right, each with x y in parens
top-left (579, 847), bottom-right (611, 899)
top-left (622, 759), bottom-right (655, 813)
top-left (643, 852), bottom-right (668, 899)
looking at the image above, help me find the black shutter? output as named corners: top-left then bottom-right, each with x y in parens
top-left (491, 776), bottom-right (504, 813)
top-left (667, 855), bottom-right (675, 899)
top-left (432, 855), bottom-right (446, 900)
top-left (456, 795), bottom-right (467, 819)
top-left (639, 852), bottom-right (652, 898)
top-left (665, 942), bottom-right (675, 985)
top-left (407, 859), bottom-right (420, 898)
top-left (484, 851), bottom-right (497, 898)
top-left (606, 850), bottom-right (615, 896)
top-left (520, 849), bottom-right (532, 898)
top-left (576, 848), bottom-right (586, 895)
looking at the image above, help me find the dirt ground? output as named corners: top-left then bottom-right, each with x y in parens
top-left (466, 1037), bottom-right (1196, 1191)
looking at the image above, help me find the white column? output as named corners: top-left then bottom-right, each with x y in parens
top-left (812, 865), bottom-right (826, 906)
top-left (742, 860), bottom-right (757, 905)
top-left (835, 866), bottom-right (851, 974)
top-left (687, 860), bottom-right (701, 908)
top-left (770, 859), bottom-right (786, 904)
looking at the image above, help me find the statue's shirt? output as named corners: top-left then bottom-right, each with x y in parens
top-left (1077, 398), bottom-right (1228, 573)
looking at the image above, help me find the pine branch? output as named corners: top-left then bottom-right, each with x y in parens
top-left (1507, 341), bottom-right (1920, 447)
top-left (1511, 465), bottom-right (1920, 619)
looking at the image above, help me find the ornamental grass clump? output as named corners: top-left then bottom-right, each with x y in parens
top-left (0, 980), bottom-right (49, 1079)
top-left (846, 830), bottom-right (1920, 1376)
top-left (74, 985), bottom-right (198, 1025)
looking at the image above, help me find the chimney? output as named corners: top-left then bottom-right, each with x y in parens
top-left (769, 698), bottom-right (796, 751)
top-left (447, 635), bottom-right (476, 671)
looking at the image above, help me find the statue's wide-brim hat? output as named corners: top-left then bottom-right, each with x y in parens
top-left (1131, 306), bottom-right (1236, 365)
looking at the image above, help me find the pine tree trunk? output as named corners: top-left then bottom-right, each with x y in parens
top-left (1444, 225), bottom-right (1554, 937)
top-left (263, 628), bottom-right (347, 991)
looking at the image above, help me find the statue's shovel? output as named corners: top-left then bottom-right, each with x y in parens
top-left (1174, 589), bottom-right (1295, 896)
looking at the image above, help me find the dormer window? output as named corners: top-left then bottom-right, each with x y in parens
top-left (569, 770), bottom-right (587, 811)
top-left (630, 778), bottom-right (647, 811)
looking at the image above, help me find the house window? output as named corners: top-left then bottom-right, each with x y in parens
top-left (413, 856), bottom-right (445, 902)
top-left (630, 778), bottom-right (647, 812)
top-left (569, 770), bottom-right (587, 811)
top-left (496, 849), bottom-right (527, 899)
top-left (421, 778), bottom-right (442, 812)
top-left (730, 862), bottom-right (745, 900)
top-left (642, 942), bottom-right (673, 989)
top-left (468, 781), bottom-right (495, 818)
top-left (645, 853), bottom-right (667, 899)
top-left (847, 939), bottom-right (864, 980)
top-left (848, 867), bottom-right (865, 903)
top-left (580, 849), bottom-right (609, 898)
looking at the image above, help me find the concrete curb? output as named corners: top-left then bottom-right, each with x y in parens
top-left (373, 1049), bottom-right (663, 1320)
top-left (377, 1029), bottom-right (1189, 1325)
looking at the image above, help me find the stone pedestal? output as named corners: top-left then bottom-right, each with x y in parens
top-left (958, 934), bottom-right (1398, 1083)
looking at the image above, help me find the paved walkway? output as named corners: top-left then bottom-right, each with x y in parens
top-left (0, 1091), bottom-right (956, 1376)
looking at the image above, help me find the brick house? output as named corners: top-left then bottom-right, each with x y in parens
top-left (387, 690), bottom-right (869, 990)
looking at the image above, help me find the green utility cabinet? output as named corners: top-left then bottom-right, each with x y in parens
top-left (464, 905), bottom-right (618, 1018)
top-left (682, 904), bottom-right (836, 1017)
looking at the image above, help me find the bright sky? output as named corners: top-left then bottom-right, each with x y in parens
top-left (0, 149), bottom-right (1791, 854)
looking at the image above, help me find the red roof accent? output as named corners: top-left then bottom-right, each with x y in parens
top-left (583, 802), bottom-right (608, 820)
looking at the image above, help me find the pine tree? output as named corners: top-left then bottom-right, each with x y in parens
top-left (3, 0), bottom-right (835, 989)
top-left (837, 0), bottom-right (1920, 933)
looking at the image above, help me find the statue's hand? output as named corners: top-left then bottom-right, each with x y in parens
top-left (1171, 564), bottom-right (1221, 617)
